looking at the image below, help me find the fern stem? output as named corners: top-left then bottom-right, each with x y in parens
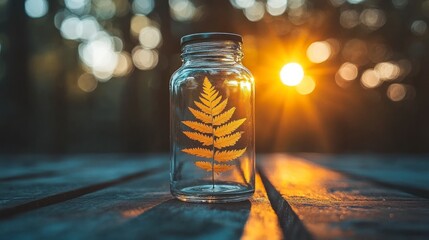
top-left (210, 113), bottom-right (215, 190)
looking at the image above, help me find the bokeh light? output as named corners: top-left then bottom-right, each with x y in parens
top-left (77, 73), bottom-right (98, 92)
top-left (306, 41), bottom-right (332, 63)
top-left (411, 20), bottom-right (427, 36)
top-left (338, 62), bottom-right (358, 81)
top-left (387, 83), bottom-right (407, 102)
top-left (130, 15), bottom-right (151, 38)
top-left (340, 10), bottom-right (359, 29)
top-left (230, 0), bottom-right (256, 9)
top-left (280, 63), bottom-right (304, 86)
top-left (244, 1), bottom-right (265, 22)
top-left (93, 0), bottom-right (116, 20)
top-left (361, 69), bottom-right (381, 88)
top-left (392, 0), bottom-right (408, 9)
top-left (374, 62), bottom-right (400, 81)
top-left (65, 0), bottom-right (90, 14)
top-left (289, 0), bottom-right (306, 9)
top-left (139, 26), bottom-right (162, 49)
top-left (79, 17), bottom-right (100, 40)
top-left (132, 47), bottom-right (159, 70)
top-left (360, 9), bottom-right (386, 30)
top-left (132, 0), bottom-right (155, 15)
top-left (296, 76), bottom-right (316, 95)
top-left (60, 16), bottom-right (81, 40)
top-left (266, 0), bottom-right (287, 16)
top-left (114, 52), bottom-right (133, 77)
top-left (169, 0), bottom-right (197, 22)
top-left (79, 32), bottom-right (118, 80)
top-left (25, 0), bottom-right (49, 18)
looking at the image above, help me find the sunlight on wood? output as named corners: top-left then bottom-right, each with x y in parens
top-left (241, 173), bottom-right (283, 240)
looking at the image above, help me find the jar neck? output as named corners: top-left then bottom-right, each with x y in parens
top-left (181, 41), bottom-right (243, 66)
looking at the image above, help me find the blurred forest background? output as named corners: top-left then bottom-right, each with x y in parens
top-left (0, 0), bottom-right (429, 154)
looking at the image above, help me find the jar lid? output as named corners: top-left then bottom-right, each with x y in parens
top-left (181, 32), bottom-right (243, 46)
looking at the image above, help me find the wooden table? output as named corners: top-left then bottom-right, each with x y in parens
top-left (1, 154), bottom-right (429, 239)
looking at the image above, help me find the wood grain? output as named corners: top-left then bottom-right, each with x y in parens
top-left (258, 154), bottom-right (429, 239)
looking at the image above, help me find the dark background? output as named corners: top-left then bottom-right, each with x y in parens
top-left (0, 0), bottom-right (428, 154)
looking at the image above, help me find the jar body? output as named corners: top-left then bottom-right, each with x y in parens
top-left (170, 45), bottom-right (255, 203)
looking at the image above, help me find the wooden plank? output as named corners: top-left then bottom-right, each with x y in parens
top-left (0, 171), bottom-right (172, 239)
top-left (299, 153), bottom-right (429, 197)
top-left (258, 154), bottom-right (429, 239)
top-left (0, 157), bottom-right (283, 240)
top-left (0, 155), bottom-right (165, 209)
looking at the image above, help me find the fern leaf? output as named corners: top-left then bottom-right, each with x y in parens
top-left (182, 121), bottom-right (212, 134)
top-left (201, 91), bottom-right (219, 102)
top-left (189, 107), bottom-right (211, 124)
top-left (213, 107), bottom-right (235, 126)
top-left (214, 148), bottom-right (247, 162)
top-left (202, 77), bottom-right (212, 89)
top-left (214, 118), bottom-right (246, 137)
top-left (183, 131), bottom-right (213, 146)
top-left (201, 77), bottom-right (219, 102)
top-left (211, 96), bottom-right (222, 108)
top-left (195, 161), bottom-right (234, 173)
top-left (194, 101), bottom-right (211, 115)
top-left (199, 97), bottom-right (211, 108)
top-left (182, 148), bottom-right (212, 158)
top-left (212, 98), bottom-right (228, 116)
top-left (214, 132), bottom-right (242, 149)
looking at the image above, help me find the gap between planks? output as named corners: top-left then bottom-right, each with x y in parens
top-left (0, 167), bottom-right (164, 219)
top-left (258, 166), bottom-right (314, 240)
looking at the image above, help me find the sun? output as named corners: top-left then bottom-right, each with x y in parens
top-left (280, 62), bottom-right (304, 86)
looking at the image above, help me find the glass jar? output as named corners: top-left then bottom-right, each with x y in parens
top-left (170, 33), bottom-right (255, 203)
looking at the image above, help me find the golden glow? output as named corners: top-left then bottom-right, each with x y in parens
top-left (296, 76), bottom-right (316, 95)
top-left (280, 63), bottom-right (304, 86)
top-left (246, 28), bottom-right (343, 152)
top-left (306, 41), bottom-right (332, 63)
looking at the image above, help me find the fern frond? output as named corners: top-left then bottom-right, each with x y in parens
top-left (182, 148), bottom-right (212, 158)
top-left (194, 101), bottom-right (211, 115)
top-left (214, 118), bottom-right (246, 137)
top-left (212, 98), bottom-right (228, 116)
top-left (214, 132), bottom-right (242, 149)
top-left (183, 131), bottom-right (213, 146)
top-left (182, 76), bottom-right (247, 174)
top-left (214, 148), bottom-right (247, 162)
top-left (182, 121), bottom-right (212, 134)
top-left (213, 107), bottom-right (235, 126)
top-left (188, 107), bottom-right (211, 124)
top-left (195, 161), bottom-right (234, 173)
